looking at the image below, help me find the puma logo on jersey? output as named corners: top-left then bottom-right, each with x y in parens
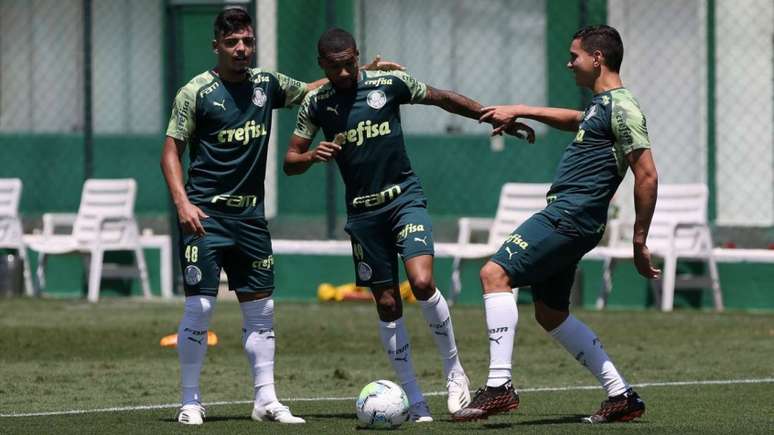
top-left (414, 236), bottom-right (428, 246)
top-left (213, 99), bottom-right (226, 111)
top-left (326, 105), bottom-right (340, 116)
top-left (489, 336), bottom-right (503, 345)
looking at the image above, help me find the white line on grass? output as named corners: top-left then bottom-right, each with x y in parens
top-left (2, 377), bottom-right (773, 418)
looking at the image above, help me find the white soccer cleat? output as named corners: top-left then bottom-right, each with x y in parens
top-left (408, 400), bottom-right (433, 423)
top-left (176, 403), bottom-right (206, 425)
top-left (446, 371), bottom-right (471, 414)
top-left (251, 401), bottom-right (306, 424)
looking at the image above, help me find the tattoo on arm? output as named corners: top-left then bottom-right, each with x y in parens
top-left (421, 86), bottom-right (482, 121)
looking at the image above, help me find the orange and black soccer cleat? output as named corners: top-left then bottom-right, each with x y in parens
top-left (583, 389), bottom-right (645, 423)
top-left (452, 381), bottom-right (519, 422)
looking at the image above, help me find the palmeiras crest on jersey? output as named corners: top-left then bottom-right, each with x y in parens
top-left (366, 90), bottom-right (387, 109)
top-left (357, 261), bottom-right (373, 281)
top-left (252, 87), bottom-right (267, 107)
top-left (185, 265), bottom-right (203, 285)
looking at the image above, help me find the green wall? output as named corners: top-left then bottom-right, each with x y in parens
top-left (2, 0), bottom-right (772, 311)
top-left (0, 134), bottom-right (167, 215)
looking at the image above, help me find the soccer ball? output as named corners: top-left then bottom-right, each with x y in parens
top-left (355, 380), bottom-right (410, 428)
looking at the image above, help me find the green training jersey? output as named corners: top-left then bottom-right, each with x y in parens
top-left (166, 68), bottom-right (307, 219)
top-left (293, 70), bottom-right (428, 216)
top-left (545, 88), bottom-right (651, 235)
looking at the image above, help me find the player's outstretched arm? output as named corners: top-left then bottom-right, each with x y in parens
top-left (419, 85), bottom-right (484, 120)
top-left (160, 136), bottom-right (208, 236)
top-left (420, 86), bottom-right (535, 142)
top-left (481, 105), bottom-right (583, 134)
top-left (628, 148), bottom-right (660, 279)
top-left (284, 134), bottom-right (343, 176)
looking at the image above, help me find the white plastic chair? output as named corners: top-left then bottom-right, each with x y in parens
top-left (593, 184), bottom-right (723, 312)
top-left (25, 179), bottom-right (151, 303)
top-left (0, 178), bottom-right (34, 296)
top-left (449, 183), bottom-right (551, 304)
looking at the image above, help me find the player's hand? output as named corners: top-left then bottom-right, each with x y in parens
top-left (479, 105), bottom-right (524, 126)
top-left (633, 243), bottom-right (661, 279)
top-left (360, 54), bottom-right (405, 72)
top-left (495, 121), bottom-right (536, 143)
top-left (177, 201), bottom-right (208, 236)
top-left (311, 141), bottom-right (342, 162)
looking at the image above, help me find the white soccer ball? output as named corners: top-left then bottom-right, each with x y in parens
top-left (355, 380), bottom-right (410, 428)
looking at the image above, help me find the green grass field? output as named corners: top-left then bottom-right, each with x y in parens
top-left (1, 298), bottom-right (773, 434)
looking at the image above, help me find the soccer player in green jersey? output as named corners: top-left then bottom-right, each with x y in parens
top-left (284, 28), bottom-right (534, 422)
top-left (161, 9), bottom-right (401, 426)
top-left (453, 25), bottom-right (658, 424)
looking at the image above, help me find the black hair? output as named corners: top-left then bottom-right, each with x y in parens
top-left (213, 7), bottom-right (252, 39)
top-left (317, 27), bottom-right (357, 57)
top-left (572, 25), bottom-right (624, 72)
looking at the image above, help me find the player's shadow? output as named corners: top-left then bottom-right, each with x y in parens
top-left (160, 415), bottom-right (253, 423)
top-left (303, 412), bottom-right (358, 420)
top-left (516, 414), bottom-right (588, 425)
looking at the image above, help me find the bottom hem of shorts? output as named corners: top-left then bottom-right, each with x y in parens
top-left (234, 287), bottom-right (275, 293)
top-left (362, 279), bottom-right (396, 289)
top-left (401, 250), bottom-right (434, 262)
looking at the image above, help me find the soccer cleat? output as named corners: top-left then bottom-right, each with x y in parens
top-left (408, 400), bottom-right (433, 422)
top-left (446, 371), bottom-right (471, 414)
top-left (452, 381), bottom-right (520, 422)
top-left (176, 403), bottom-right (206, 425)
top-left (251, 401), bottom-right (306, 424)
top-left (583, 388), bottom-right (645, 423)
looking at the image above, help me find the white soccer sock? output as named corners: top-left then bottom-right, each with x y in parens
top-left (549, 314), bottom-right (629, 397)
top-left (241, 297), bottom-right (279, 407)
top-left (483, 291), bottom-right (518, 387)
top-left (178, 295), bottom-right (217, 405)
top-left (378, 318), bottom-right (424, 405)
top-left (417, 289), bottom-right (464, 377)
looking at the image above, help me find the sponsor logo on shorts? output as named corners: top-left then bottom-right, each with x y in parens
top-left (396, 223), bottom-right (425, 241)
top-left (251, 255), bottom-right (274, 271)
top-left (504, 233), bottom-right (529, 250)
top-left (184, 265), bottom-right (202, 285)
top-left (357, 261), bottom-right (373, 281)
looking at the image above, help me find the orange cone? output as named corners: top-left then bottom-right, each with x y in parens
top-left (160, 331), bottom-right (218, 348)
